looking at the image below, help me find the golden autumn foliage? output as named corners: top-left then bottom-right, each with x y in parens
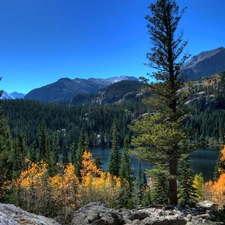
top-left (192, 173), bottom-right (204, 201)
top-left (80, 151), bottom-right (101, 178)
top-left (79, 171), bottom-right (121, 207)
top-left (2, 152), bottom-right (123, 217)
top-left (48, 163), bottom-right (80, 219)
top-left (203, 174), bottom-right (225, 208)
top-left (79, 151), bottom-right (121, 207)
top-left (48, 163), bottom-right (79, 207)
top-left (201, 145), bottom-right (225, 208)
top-left (14, 159), bottom-right (49, 213)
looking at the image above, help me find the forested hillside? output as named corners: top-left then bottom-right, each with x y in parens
top-left (186, 72), bottom-right (225, 145)
top-left (3, 72), bottom-right (225, 147)
top-left (2, 98), bottom-right (147, 148)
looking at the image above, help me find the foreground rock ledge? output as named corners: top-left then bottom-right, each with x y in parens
top-left (0, 203), bottom-right (60, 225)
top-left (71, 202), bottom-right (222, 225)
top-left (0, 202), bottom-right (222, 225)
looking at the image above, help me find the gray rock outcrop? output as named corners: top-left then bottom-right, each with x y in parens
top-left (0, 203), bottom-right (60, 225)
top-left (71, 202), bottom-right (222, 225)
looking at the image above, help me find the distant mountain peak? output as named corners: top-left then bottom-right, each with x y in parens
top-left (1, 91), bottom-right (25, 100)
top-left (180, 47), bottom-right (225, 80)
top-left (24, 76), bottom-right (139, 103)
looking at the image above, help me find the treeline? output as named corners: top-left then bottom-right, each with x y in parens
top-left (2, 99), bottom-right (147, 148)
top-left (4, 95), bottom-right (225, 148)
top-left (186, 100), bottom-right (225, 144)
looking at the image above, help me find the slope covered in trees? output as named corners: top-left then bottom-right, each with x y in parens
top-left (2, 98), bottom-right (147, 148)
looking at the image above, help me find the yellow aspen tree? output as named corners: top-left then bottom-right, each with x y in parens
top-left (80, 151), bottom-right (101, 178)
top-left (15, 159), bottom-right (49, 214)
top-left (80, 151), bottom-right (101, 204)
top-left (48, 163), bottom-right (79, 219)
top-left (192, 173), bottom-right (204, 201)
top-left (211, 174), bottom-right (225, 207)
top-left (78, 151), bottom-right (122, 207)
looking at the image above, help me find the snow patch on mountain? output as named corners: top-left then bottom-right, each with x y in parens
top-left (1, 91), bottom-right (25, 99)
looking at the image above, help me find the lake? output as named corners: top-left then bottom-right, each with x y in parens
top-left (90, 147), bottom-right (221, 182)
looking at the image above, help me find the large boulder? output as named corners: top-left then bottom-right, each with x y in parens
top-left (198, 201), bottom-right (219, 211)
top-left (0, 203), bottom-right (60, 225)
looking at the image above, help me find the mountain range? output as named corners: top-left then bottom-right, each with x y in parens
top-left (0, 91), bottom-right (25, 100)
top-left (24, 76), bottom-right (139, 104)
top-left (180, 47), bottom-right (225, 80)
top-left (2, 47), bottom-right (225, 104)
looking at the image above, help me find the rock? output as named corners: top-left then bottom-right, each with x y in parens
top-left (130, 210), bottom-right (149, 220)
top-left (87, 210), bottom-right (100, 223)
top-left (198, 201), bottom-right (219, 211)
top-left (71, 202), bottom-right (221, 225)
top-left (0, 203), bottom-right (60, 225)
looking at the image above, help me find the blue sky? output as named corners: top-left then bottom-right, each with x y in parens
top-left (0, 0), bottom-right (224, 94)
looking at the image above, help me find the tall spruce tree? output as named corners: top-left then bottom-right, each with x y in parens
top-left (75, 129), bottom-right (89, 177)
top-left (148, 166), bottom-right (169, 205)
top-left (70, 141), bottom-right (77, 166)
top-left (130, 0), bottom-right (194, 205)
top-left (119, 135), bottom-right (133, 188)
top-left (62, 142), bottom-right (69, 165)
top-left (107, 118), bottom-right (120, 176)
top-left (119, 135), bottom-right (134, 207)
top-left (178, 154), bottom-right (197, 206)
top-left (38, 122), bottom-right (48, 161)
top-left (214, 145), bottom-right (225, 181)
top-left (135, 161), bottom-right (147, 204)
top-left (51, 132), bottom-right (59, 174)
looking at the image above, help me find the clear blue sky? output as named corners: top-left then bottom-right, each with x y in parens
top-left (0, 0), bottom-right (224, 94)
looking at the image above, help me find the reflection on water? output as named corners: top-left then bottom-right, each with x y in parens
top-left (91, 147), bottom-right (221, 182)
top-left (190, 148), bottom-right (220, 181)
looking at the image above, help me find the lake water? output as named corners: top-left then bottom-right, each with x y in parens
top-left (90, 147), bottom-right (221, 182)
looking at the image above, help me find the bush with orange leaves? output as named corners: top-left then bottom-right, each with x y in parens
top-left (203, 174), bottom-right (225, 208)
top-left (12, 159), bottom-right (80, 218)
top-left (14, 159), bottom-right (49, 214)
top-left (79, 151), bottom-right (121, 208)
top-left (48, 163), bottom-right (80, 219)
top-left (202, 146), bottom-right (225, 208)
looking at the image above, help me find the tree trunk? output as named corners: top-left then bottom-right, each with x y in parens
top-left (169, 158), bottom-right (178, 205)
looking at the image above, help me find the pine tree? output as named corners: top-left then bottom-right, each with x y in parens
top-left (28, 141), bottom-right (37, 162)
top-left (130, 0), bottom-right (195, 205)
top-left (12, 134), bottom-right (27, 177)
top-left (119, 135), bottom-right (134, 208)
top-left (38, 122), bottom-right (47, 161)
top-left (94, 156), bottom-right (103, 170)
top-left (135, 161), bottom-right (147, 204)
top-left (119, 135), bottom-right (133, 188)
top-left (75, 129), bottom-right (89, 177)
top-left (70, 141), bottom-right (77, 166)
top-left (107, 118), bottom-right (120, 176)
top-left (62, 142), bottom-right (69, 165)
top-left (178, 154), bottom-right (197, 206)
top-left (149, 166), bottom-right (169, 205)
top-left (51, 132), bottom-right (59, 174)
top-left (214, 145), bottom-right (225, 181)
